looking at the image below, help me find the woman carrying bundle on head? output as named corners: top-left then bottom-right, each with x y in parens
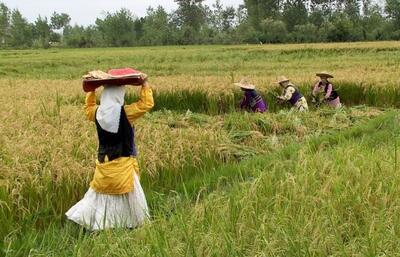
top-left (312, 71), bottom-right (342, 109)
top-left (276, 76), bottom-right (308, 112)
top-left (235, 78), bottom-right (268, 113)
top-left (66, 68), bottom-right (154, 231)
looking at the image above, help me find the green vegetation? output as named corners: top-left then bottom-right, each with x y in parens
top-left (1, 0), bottom-right (400, 49)
top-left (2, 109), bottom-right (398, 256)
top-left (1, 42), bottom-right (400, 256)
top-left (1, 42), bottom-right (400, 81)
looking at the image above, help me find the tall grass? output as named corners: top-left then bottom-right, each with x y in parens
top-left (0, 80), bottom-right (383, 255)
top-left (128, 83), bottom-right (400, 115)
top-left (3, 112), bottom-right (399, 256)
top-left (1, 42), bottom-right (400, 256)
top-left (1, 42), bottom-right (400, 86)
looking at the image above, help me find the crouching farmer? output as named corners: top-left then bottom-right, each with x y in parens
top-left (235, 78), bottom-right (268, 113)
top-left (312, 71), bottom-right (342, 109)
top-left (276, 76), bottom-right (308, 112)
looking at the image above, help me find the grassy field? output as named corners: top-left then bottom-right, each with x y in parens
top-left (1, 42), bottom-right (400, 256)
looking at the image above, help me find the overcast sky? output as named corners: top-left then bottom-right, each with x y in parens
top-left (2, 0), bottom-right (244, 26)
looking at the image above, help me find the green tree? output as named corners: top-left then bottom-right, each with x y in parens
top-left (50, 12), bottom-right (71, 44)
top-left (232, 6), bottom-right (259, 44)
top-left (260, 18), bottom-right (288, 43)
top-left (211, 1), bottom-right (235, 31)
top-left (317, 21), bottom-right (334, 41)
top-left (386, 0), bottom-right (400, 29)
top-left (134, 18), bottom-right (145, 42)
top-left (211, 0), bottom-right (224, 31)
top-left (174, 0), bottom-right (206, 30)
top-left (343, 0), bottom-right (361, 22)
top-left (282, 0), bottom-right (308, 31)
top-left (361, 3), bottom-right (388, 40)
top-left (236, 4), bottom-right (247, 25)
top-left (292, 23), bottom-right (318, 42)
top-left (244, 0), bottom-right (281, 30)
top-left (96, 8), bottom-right (136, 47)
top-left (64, 25), bottom-right (103, 48)
top-left (0, 0), bottom-right (399, 47)
top-left (327, 14), bottom-right (355, 41)
top-left (50, 12), bottom-right (70, 30)
top-left (309, 0), bottom-right (335, 27)
top-left (141, 6), bottom-right (172, 45)
top-left (9, 9), bottom-right (33, 47)
top-left (0, 2), bottom-right (10, 47)
top-left (34, 16), bottom-right (51, 48)
top-left (173, 0), bottom-right (207, 44)
top-left (220, 6), bottom-right (236, 32)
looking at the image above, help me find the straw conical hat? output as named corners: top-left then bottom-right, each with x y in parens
top-left (316, 71), bottom-right (334, 78)
top-left (277, 76), bottom-right (290, 84)
top-left (234, 78), bottom-right (256, 90)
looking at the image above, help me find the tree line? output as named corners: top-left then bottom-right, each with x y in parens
top-left (0, 0), bottom-right (399, 48)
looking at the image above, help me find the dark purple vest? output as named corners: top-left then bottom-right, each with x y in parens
top-left (245, 90), bottom-right (268, 112)
top-left (322, 82), bottom-right (339, 101)
top-left (95, 107), bottom-right (137, 163)
top-left (287, 86), bottom-right (303, 106)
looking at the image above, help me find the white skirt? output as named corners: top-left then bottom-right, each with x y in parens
top-left (65, 174), bottom-right (149, 230)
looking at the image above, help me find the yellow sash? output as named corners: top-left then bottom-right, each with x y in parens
top-left (90, 157), bottom-right (139, 195)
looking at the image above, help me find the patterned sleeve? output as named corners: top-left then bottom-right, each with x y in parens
top-left (282, 86), bottom-right (295, 100)
top-left (312, 82), bottom-right (320, 96)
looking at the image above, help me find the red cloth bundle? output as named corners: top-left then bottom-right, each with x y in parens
top-left (82, 68), bottom-right (144, 92)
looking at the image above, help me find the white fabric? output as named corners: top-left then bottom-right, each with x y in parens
top-left (96, 86), bottom-right (126, 133)
top-left (294, 97), bottom-right (309, 112)
top-left (283, 86), bottom-right (296, 100)
top-left (66, 174), bottom-right (149, 230)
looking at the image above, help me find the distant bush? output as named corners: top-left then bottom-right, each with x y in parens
top-left (260, 18), bottom-right (288, 43)
top-left (1, 0), bottom-right (400, 48)
top-left (292, 23), bottom-right (319, 43)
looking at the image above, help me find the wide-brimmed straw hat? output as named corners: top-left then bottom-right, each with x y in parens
top-left (316, 71), bottom-right (334, 78)
top-left (276, 76), bottom-right (290, 84)
top-left (234, 78), bottom-right (256, 90)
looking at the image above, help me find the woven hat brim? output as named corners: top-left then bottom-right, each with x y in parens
top-left (316, 73), bottom-right (334, 78)
top-left (234, 83), bottom-right (255, 90)
top-left (277, 79), bottom-right (290, 84)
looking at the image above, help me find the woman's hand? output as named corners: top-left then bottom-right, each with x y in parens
top-left (140, 73), bottom-right (149, 86)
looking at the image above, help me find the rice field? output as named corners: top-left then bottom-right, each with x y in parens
top-left (1, 41), bottom-right (400, 256)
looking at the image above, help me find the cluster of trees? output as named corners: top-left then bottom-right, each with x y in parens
top-left (1, 0), bottom-right (400, 48)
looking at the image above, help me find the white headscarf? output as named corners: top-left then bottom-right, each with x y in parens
top-left (96, 86), bottom-right (126, 133)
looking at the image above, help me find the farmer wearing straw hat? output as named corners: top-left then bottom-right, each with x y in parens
top-left (312, 71), bottom-right (342, 109)
top-left (66, 69), bottom-right (154, 231)
top-left (235, 78), bottom-right (268, 113)
top-left (276, 76), bottom-right (308, 112)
